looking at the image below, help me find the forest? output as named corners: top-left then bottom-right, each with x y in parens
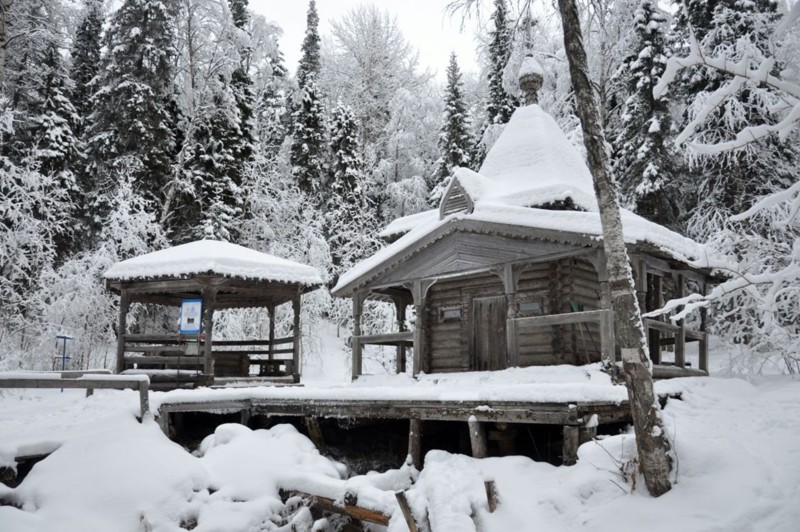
top-left (1, 0), bottom-right (799, 377)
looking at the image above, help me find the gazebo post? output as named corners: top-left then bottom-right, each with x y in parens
top-left (292, 291), bottom-right (301, 383)
top-left (267, 303), bottom-right (276, 374)
top-left (202, 286), bottom-right (218, 379)
top-left (115, 289), bottom-right (130, 374)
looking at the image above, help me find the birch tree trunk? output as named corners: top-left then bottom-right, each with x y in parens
top-left (557, 0), bottom-right (672, 497)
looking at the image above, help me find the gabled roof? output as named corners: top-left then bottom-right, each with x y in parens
top-left (332, 203), bottom-right (709, 296)
top-left (104, 239), bottom-right (323, 286)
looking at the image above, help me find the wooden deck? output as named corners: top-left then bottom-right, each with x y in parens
top-left (154, 389), bottom-right (677, 467)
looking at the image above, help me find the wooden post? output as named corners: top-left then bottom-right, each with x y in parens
top-left (648, 274), bottom-right (663, 365)
top-left (484, 481), bottom-right (498, 513)
top-left (408, 418), bottom-right (424, 469)
top-left (304, 417), bottom-right (326, 454)
top-left (599, 309), bottom-right (615, 364)
top-left (115, 290), bottom-right (130, 374)
top-left (352, 291), bottom-right (364, 380)
top-left (411, 280), bottom-right (434, 376)
top-left (562, 425), bottom-right (580, 466)
top-left (267, 303), bottom-right (276, 367)
top-left (674, 274), bottom-right (686, 369)
top-left (579, 415), bottom-right (597, 445)
top-left (292, 291), bottom-right (301, 383)
top-left (699, 281), bottom-right (709, 372)
top-left (468, 416), bottom-right (488, 458)
top-left (138, 378), bottom-right (150, 419)
top-left (502, 264), bottom-right (521, 367)
top-left (393, 296), bottom-right (407, 374)
top-left (394, 491), bottom-right (419, 532)
top-left (202, 286), bottom-right (217, 378)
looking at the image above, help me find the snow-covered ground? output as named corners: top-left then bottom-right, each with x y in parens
top-left (1, 367), bottom-right (799, 531)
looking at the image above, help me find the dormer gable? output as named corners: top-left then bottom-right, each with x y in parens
top-left (438, 168), bottom-right (490, 220)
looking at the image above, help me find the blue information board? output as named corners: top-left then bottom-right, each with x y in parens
top-left (179, 299), bottom-right (203, 334)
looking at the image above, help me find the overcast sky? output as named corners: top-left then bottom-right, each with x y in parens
top-left (249, 0), bottom-right (481, 81)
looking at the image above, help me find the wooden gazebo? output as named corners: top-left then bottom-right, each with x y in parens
top-left (104, 240), bottom-right (323, 388)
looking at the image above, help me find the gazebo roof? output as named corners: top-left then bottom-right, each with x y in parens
top-left (105, 240), bottom-right (323, 308)
top-left (105, 240), bottom-right (323, 285)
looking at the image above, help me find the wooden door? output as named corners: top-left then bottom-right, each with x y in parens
top-left (472, 296), bottom-right (508, 371)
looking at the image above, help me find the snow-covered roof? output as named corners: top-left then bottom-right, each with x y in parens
top-left (378, 209), bottom-right (439, 240)
top-left (476, 104), bottom-right (598, 211)
top-left (334, 202), bottom-right (708, 295)
top-left (104, 239), bottom-right (323, 286)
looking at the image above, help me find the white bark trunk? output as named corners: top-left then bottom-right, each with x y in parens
top-left (557, 0), bottom-right (672, 497)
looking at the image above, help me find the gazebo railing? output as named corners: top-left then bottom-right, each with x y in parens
top-left (122, 334), bottom-right (297, 378)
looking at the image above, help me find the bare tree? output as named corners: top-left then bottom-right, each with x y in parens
top-left (557, 0), bottom-right (672, 496)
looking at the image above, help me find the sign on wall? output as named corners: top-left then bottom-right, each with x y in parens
top-left (179, 299), bottom-right (203, 334)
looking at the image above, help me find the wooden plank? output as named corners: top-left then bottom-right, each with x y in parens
top-left (513, 309), bottom-right (610, 328)
top-left (124, 356), bottom-right (202, 366)
top-left (352, 292), bottom-right (364, 380)
top-left (124, 345), bottom-right (185, 353)
top-left (284, 490), bottom-right (390, 526)
top-left (356, 331), bottom-right (414, 346)
top-left (395, 491), bottom-right (419, 532)
top-left (202, 286), bottom-right (217, 376)
top-left (644, 318), bottom-right (681, 334)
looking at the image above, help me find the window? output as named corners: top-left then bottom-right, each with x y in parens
top-left (440, 307), bottom-right (462, 321)
top-left (519, 301), bottom-right (543, 315)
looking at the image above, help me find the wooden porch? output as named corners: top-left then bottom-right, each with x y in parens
top-left (348, 248), bottom-right (711, 380)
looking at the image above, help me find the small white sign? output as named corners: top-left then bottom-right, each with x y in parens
top-left (179, 299), bottom-right (203, 334)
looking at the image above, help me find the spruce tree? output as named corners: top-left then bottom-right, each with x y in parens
top-left (486, 0), bottom-right (517, 125)
top-left (325, 104), bottom-right (379, 276)
top-left (612, 0), bottom-right (679, 227)
top-left (85, 0), bottom-right (178, 216)
top-left (290, 78), bottom-right (327, 197)
top-left (296, 0), bottom-right (321, 89)
top-left (228, 0), bottom-right (255, 179)
top-left (70, 0), bottom-right (103, 133)
top-left (431, 53), bottom-right (473, 204)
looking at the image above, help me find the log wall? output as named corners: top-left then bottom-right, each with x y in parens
top-left (425, 257), bottom-right (602, 373)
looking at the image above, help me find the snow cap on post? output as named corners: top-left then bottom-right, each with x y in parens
top-left (518, 54), bottom-right (544, 105)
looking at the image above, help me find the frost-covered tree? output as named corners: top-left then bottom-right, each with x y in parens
top-left (321, 4), bottom-right (428, 150)
top-left (612, 0), bottom-right (679, 227)
top-left (654, 2), bottom-right (800, 373)
top-left (486, 0), bottom-right (517, 125)
top-left (670, 0), bottom-right (795, 225)
top-left (228, 0), bottom-right (255, 176)
top-left (431, 53), bottom-right (473, 203)
top-left (86, 0), bottom-right (179, 218)
top-left (290, 77), bottom-right (327, 197)
top-left (296, 0), bottom-right (320, 89)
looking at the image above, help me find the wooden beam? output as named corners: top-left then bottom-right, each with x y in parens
top-left (408, 418), bottom-right (424, 469)
top-left (268, 304), bottom-right (276, 365)
top-left (468, 417), bottom-right (488, 458)
top-left (115, 290), bottom-right (130, 374)
top-left (292, 291), bottom-right (301, 383)
top-left (699, 282), bottom-right (709, 372)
